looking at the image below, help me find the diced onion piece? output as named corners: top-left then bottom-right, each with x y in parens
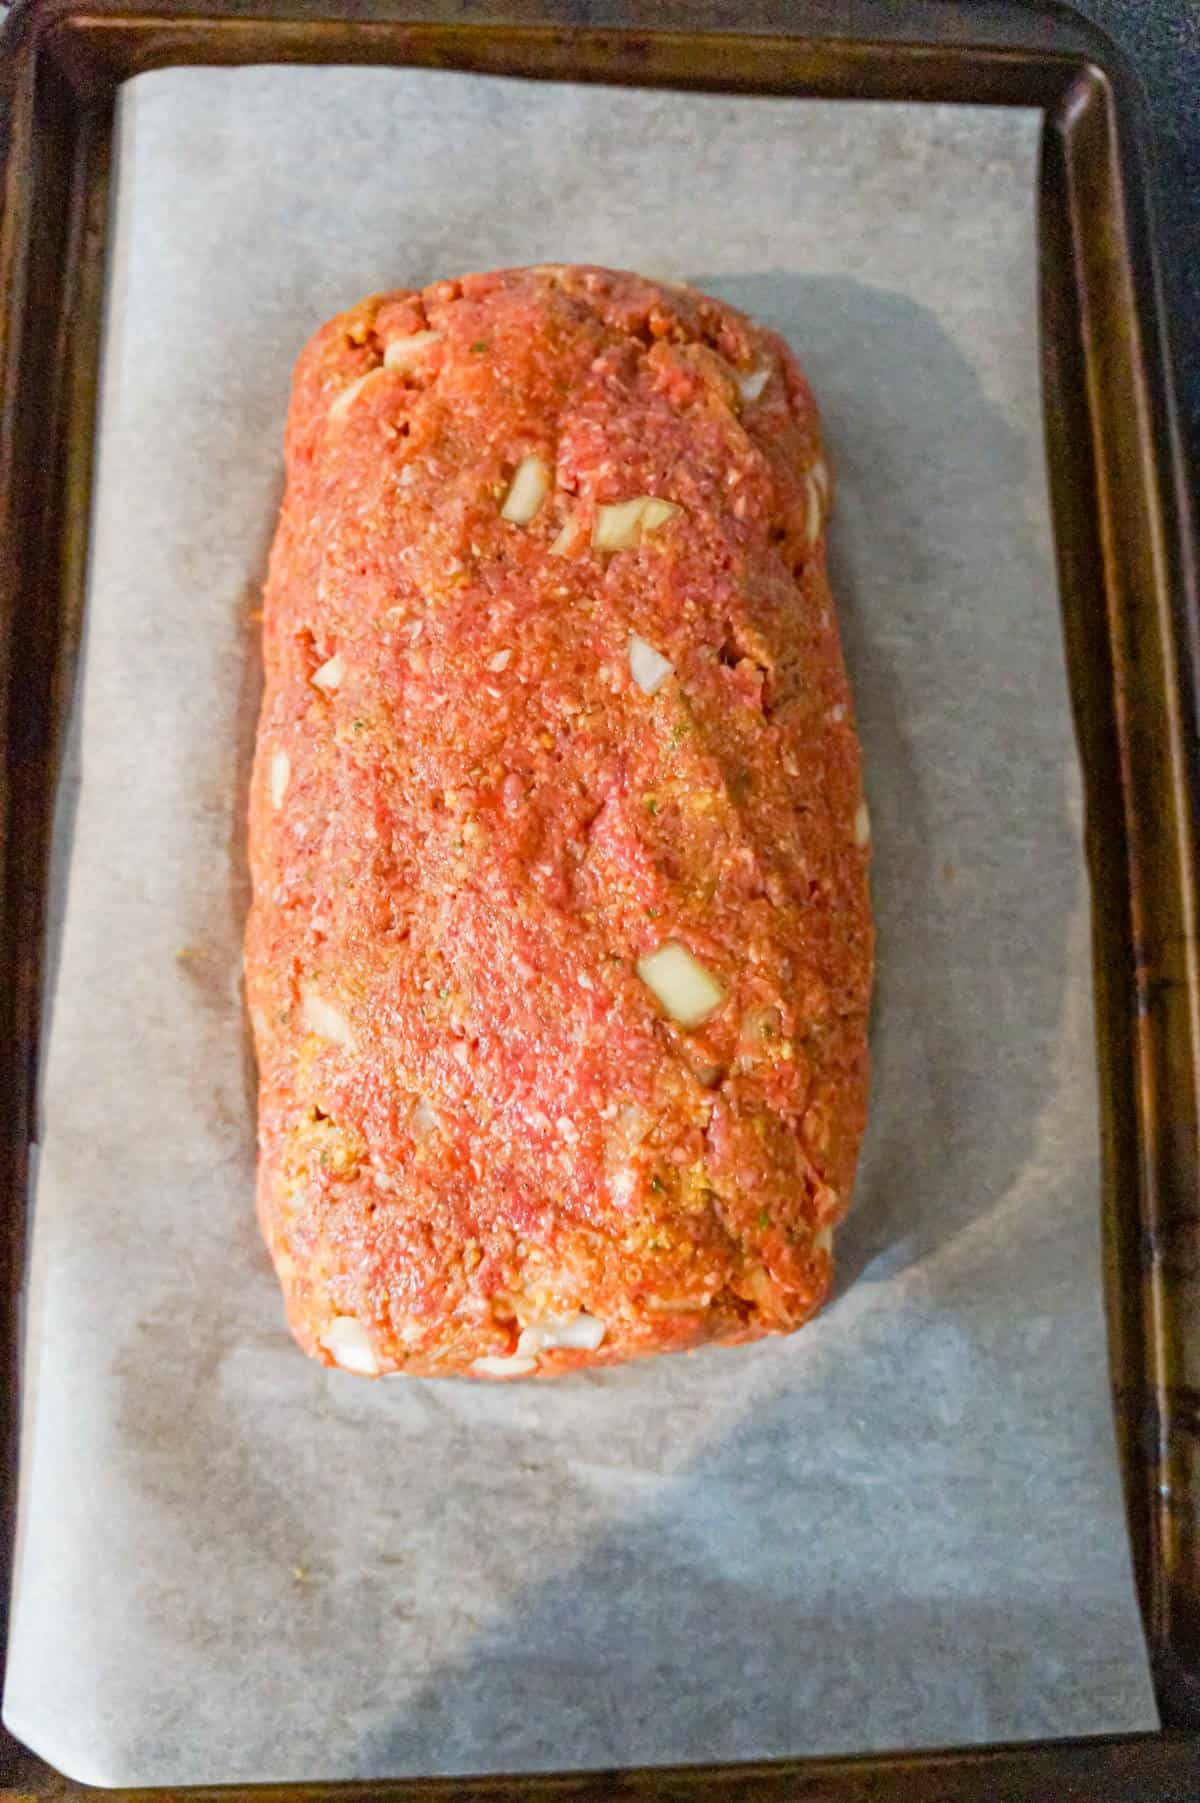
top-left (472, 1353), bottom-right (539, 1378)
top-left (813, 1224), bottom-right (834, 1257)
top-left (593, 497), bottom-right (650, 551)
top-left (549, 512), bottom-right (585, 558)
top-left (383, 329), bottom-right (441, 369)
top-left (740, 1262), bottom-right (778, 1312)
top-left (736, 365), bottom-right (770, 403)
top-left (312, 652), bottom-right (345, 692)
top-left (554, 1312), bottom-right (607, 1351)
top-left (637, 941), bottom-right (726, 1028)
top-left (319, 1316), bottom-right (379, 1376)
top-left (629, 633), bottom-right (673, 696)
top-left (806, 472), bottom-right (823, 545)
top-left (409, 1097), bottom-right (440, 1140)
top-left (328, 371), bottom-right (375, 422)
top-left (517, 1312), bottom-right (607, 1357)
top-left (593, 495), bottom-right (680, 552)
top-left (301, 984), bottom-right (357, 1050)
top-left (488, 648), bottom-right (512, 673)
top-left (269, 749), bottom-right (290, 810)
top-left (640, 497), bottom-right (680, 533)
top-left (500, 454), bottom-right (552, 524)
top-left (810, 456), bottom-right (830, 504)
top-left (855, 801), bottom-right (871, 848)
top-left (644, 1295), bottom-right (709, 1313)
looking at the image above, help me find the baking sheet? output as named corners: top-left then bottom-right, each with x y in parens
top-left (2, 67), bottom-right (1158, 1785)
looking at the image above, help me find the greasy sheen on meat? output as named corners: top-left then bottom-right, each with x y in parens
top-left (246, 265), bottom-right (873, 1379)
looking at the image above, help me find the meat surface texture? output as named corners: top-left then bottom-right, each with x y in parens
top-left (246, 264), bottom-right (873, 1379)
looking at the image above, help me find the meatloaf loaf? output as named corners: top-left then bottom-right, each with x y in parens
top-left (246, 264), bottom-right (873, 1379)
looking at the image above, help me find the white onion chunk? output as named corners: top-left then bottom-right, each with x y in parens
top-left (806, 473), bottom-right (823, 545)
top-left (629, 633), bottom-right (673, 696)
top-left (736, 365), bottom-right (770, 403)
top-left (320, 1316), bottom-right (379, 1376)
top-left (501, 455), bottom-right (552, 524)
top-left (637, 941), bottom-right (726, 1028)
top-left (517, 1312), bottom-right (607, 1357)
top-left (301, 983), bottom-right (357, 1050)
top-left (593, 496), bottom-right (680, 552)
top-left (472, 1353), bottom-right (539, 1378)
top-left (269, 749), bottom-right (290, 810)
top-left (312, 652), bottom-right (345, 692)
top-left (328, 372), bottom-right (374, 422)
top-left (383, 330), bottom-right (441, 369)
top-left (549, 513), bottom-right (583, 558)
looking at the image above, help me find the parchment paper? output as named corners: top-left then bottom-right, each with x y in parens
top-left (3, 68), bottom-right (1158, 1786)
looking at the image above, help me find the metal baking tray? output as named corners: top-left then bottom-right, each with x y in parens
top-left (0, 0), bottom-right (1196, 1796)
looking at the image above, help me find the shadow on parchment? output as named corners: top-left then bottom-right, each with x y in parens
top-left (358, 1577), bottom-right (1139, 1777)
top-left (350, 273), bottom-right (1099, 1775)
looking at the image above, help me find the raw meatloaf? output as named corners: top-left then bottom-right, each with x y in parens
top-left (246, 264), bottom-right (873, 1379)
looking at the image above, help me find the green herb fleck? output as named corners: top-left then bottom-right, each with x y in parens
top-left (649, 1173), bottom-right (665, 1194)
top-left (645, 906), bottom-right (660, 919)
top-left (645, 797), bottom-right (659, 816)
top-left (758, 1209), bottom-right (771, 1230)
top-left (351, 718), bottom-right (366, 734)
top-left (438, 985), bottom-right (450, 1000)
top-left (470, 340), bottom-right (489, 353)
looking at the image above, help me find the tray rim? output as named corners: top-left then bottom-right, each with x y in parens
top-left (0, 1), bottom-right (1196, 1796)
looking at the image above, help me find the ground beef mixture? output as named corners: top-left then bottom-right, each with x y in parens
top-left (246, 265), bottom-right (873, 1379)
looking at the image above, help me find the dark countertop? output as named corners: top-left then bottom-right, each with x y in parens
top-left (1071, 0), bottom-right (1199, 485)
